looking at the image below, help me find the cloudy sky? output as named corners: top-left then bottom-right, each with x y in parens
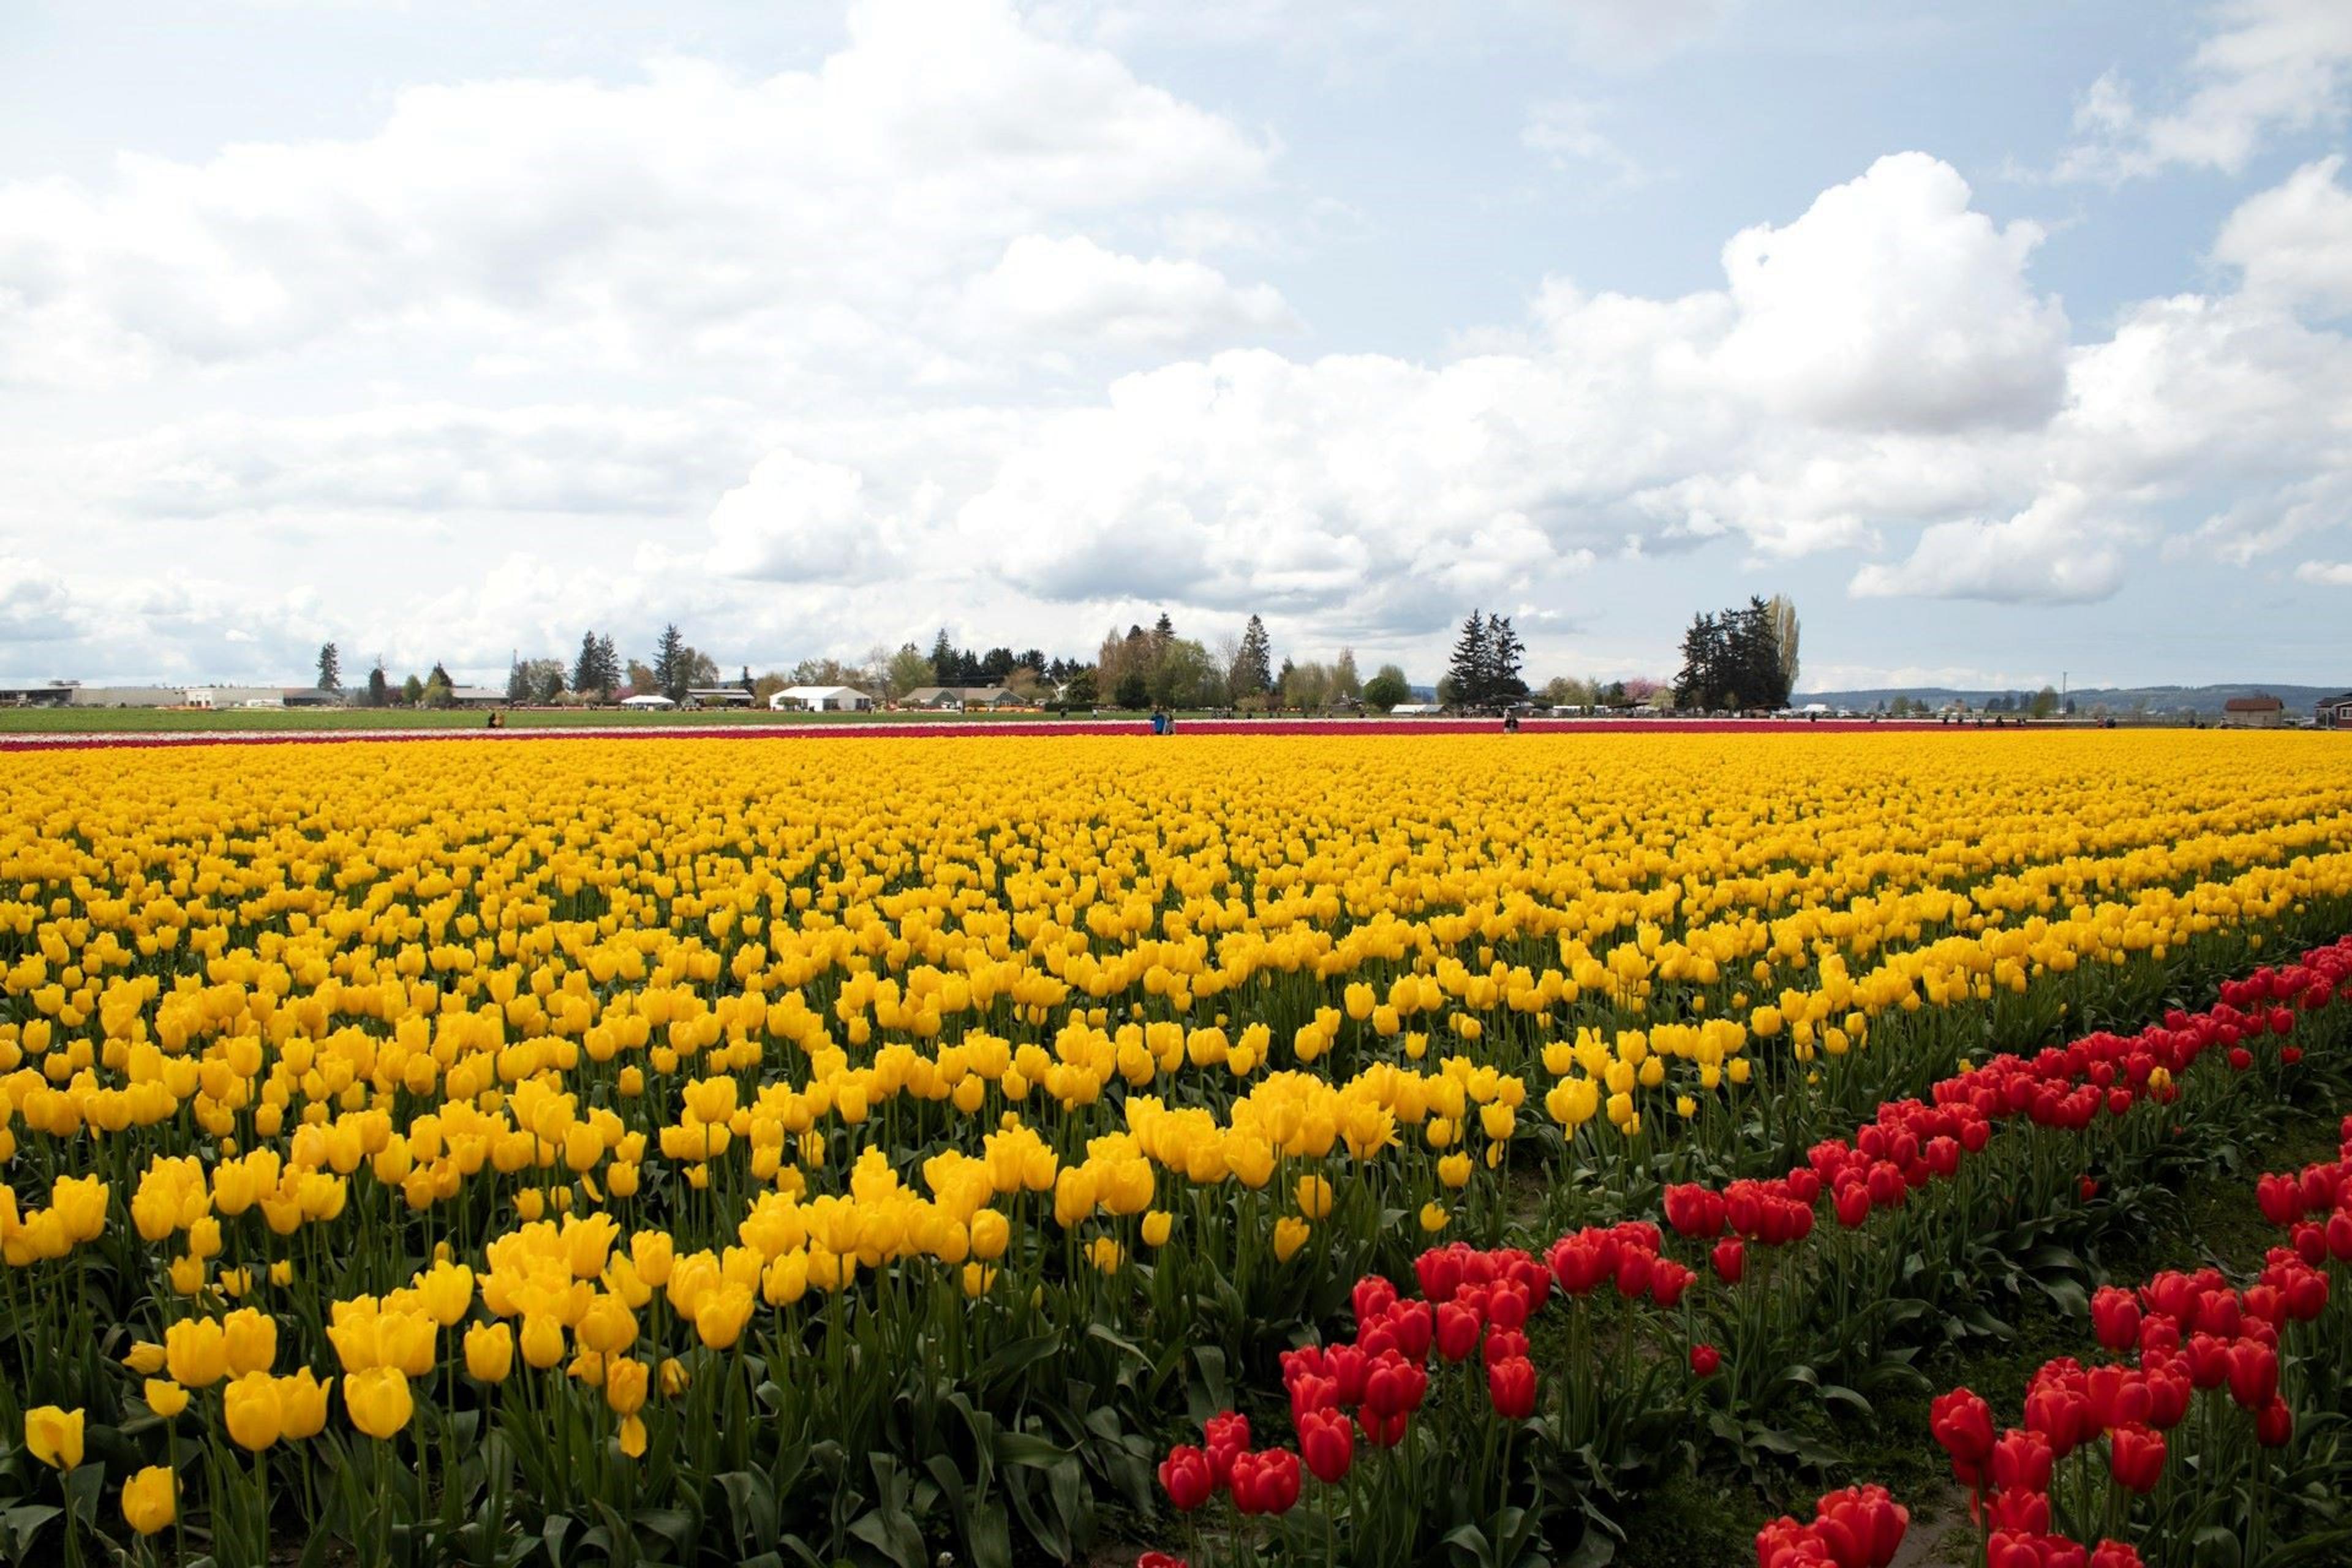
top-left (3, 0), bottom-right (2350, 692)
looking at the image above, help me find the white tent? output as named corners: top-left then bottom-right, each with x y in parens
top-left (620, 693), bottom-right (676, 710)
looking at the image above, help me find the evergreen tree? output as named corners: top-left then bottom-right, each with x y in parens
top-left (1233, 615), bottom-right (1274, 699)
top-left (1152, 612), bottom-right (1174, 650)
top-left (366, 663), bottom-right (388, 709)
top-left (929, 629), bottom-right (957, 685)
top-left (315, 642), bottom-right (341, 692)
top-left (653, 625), bottom-right (688, 703)
top-left (1675, 612), bottom-right (1725, 710)
top-left (1485, 615), bottom-right (1527, 703)
top-left (1445, 611), bottom-right (1491, 710)
top-left (507, 657), bottom-right (530, 703)
top-left (595, 635), bottom-right (618, 694)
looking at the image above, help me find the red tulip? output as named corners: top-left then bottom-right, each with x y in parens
top-left (1713, 1238), bottom-right (1746, 1284)
top-left (1434, 1301), bottom-right (1481, 1363)
top-left (1931, 1389), bottom-right (1995, 1471)
top-left (2089, 1542), bottom-right (2144, 1568)
top-left (1138, 1553), bottom-right (1188, 1568)
top-left (1352, 1274), bottom-right (1397, 1325)
top-left (1990, 1429), bottom-right (2051, 1494)
top-left (2107, 1423), bottom-right (2165, 1493)
top-left (1690, 1343), bottom-right (1721, 1378)
top-left (2089, 1286), bottom-right (2140, 1352)
top-left (2025, 1382), bottom-right (2087, 1457)
top-left (2227, 1341), bottom-right (2278, 1411)
top-left (1158, 1446), bottom-right (1213, 1511)
top-left (1298, 1408), bottom-right (1354, 1483)
top-left (1488, 1355), bottom-right (1537, 1420)
top-left (1358, 1408), bottom-right (1409, 1447)
top-left (1834, 1183), bottom-right (1872, 1228)
top-left (2256, 1396), bottom-right (2293, 1449)
top-left (1812, 1484), bottom-right (1908, 1568)
top-left (1361, 1350), bottom-right (1428, 1419)
top-left (1488, 1280), bottom-right (1531, 1331)
top-left (1483, 1327), bottom-right (1529, 1366)
top-left (1229, 1449), bottom-right (1300, 1515)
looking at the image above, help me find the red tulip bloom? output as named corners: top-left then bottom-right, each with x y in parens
top-left (2108, 1423), bottom-right (2165, 1493)
top-left (2090, 1542), bottom-right (2144, 1568)
top-left (1158, 1447), bottom-right (1213, 1512)
top-left (2089, 1286), bottom-right (2140, 1352)
top-left (1812, 1484), bottom-right (1908, 1568)
top-left (1488, 1355), bottom-right (1537, 1420)
top-left (1352, 1274), bottom-right (1398, 1325)
top-left (1990, 1429), bottom-right (2052, 1494)
top-left (1931, 1389), bottom-right (1996, 1472)
top-left (1358, 1408), bottom-right (1410, 1448)
top-left (1690, 1343), bottom-right (1721, 1378)
top-left (1138, 1553), bottom-right (1188, 1568)
top-left (1361, 1350), bottom-right (1428, 1419)
top-left (1229, 1449), bottom-right (1301, 1515)
top-left (1713, 1238), bottom-right (1746, 1284)
top-left (1834, 1183), bottom-right (1872, 1228)
top-left (1434, 1300), bottom-right (1481, 1362)
top-left (2024, 1384), bottom-right (2086, 1457)
top-left (2256, 1396), bottom-right (2293, 1449)
top-left (2227, 1341), bottom-right (2279, 1411)
top-left (1298, 1408), bottom-right (1354, 1483)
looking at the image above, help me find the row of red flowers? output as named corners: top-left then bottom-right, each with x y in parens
top-left (1139, 935), bottom-right (2352, 1567)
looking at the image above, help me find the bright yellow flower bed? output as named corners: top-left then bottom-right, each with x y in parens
top-left (1, 730), bottom-right (2348, 1560)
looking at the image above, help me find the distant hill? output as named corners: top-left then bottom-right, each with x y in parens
top-left (1794, 684), bottom-right (2346, 717)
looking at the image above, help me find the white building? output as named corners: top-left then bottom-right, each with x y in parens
top-left (619, 693), bottom-right (677, 710)
top-left (769, 685), bottom-right (875, 712)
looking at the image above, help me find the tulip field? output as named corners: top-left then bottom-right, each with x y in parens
top-left (4, 729), bottom-right (2352, 1568)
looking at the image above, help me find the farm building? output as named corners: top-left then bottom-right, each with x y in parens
top-left (2318, 693), bottom-right (2352, 729)
top-left (2222, 694), bottom-right (2287, 728)
top-left (768, 685), bottom-right (874, 712)
top-left (902, 686), bottom-right (1024, 710)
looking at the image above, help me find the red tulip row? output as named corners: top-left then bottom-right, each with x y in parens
top-left (1669, 938), bottom-right (2352, 1262)
top-left (1909, 1117), bottom-right (2348, 1567)
top-left (1140, 937), bottom-right (2352, 1567)
top-left (1149, 1226), bottom-right (1699, 1563)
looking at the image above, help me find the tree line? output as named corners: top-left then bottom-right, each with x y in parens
top-left (1672, 594), bottom-right (1801, 712)
top-left (314, 596), bottom-right (1796, 717)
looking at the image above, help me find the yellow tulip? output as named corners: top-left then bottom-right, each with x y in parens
top-left (145, 1378), bottom-right (191, 1419)
top-left (279, 1369), bottom-right (333, 1440)
top-left (164, 1317), bottom-right (228, 1388)
top-left (224, 1372), bottom-right (283, 1452)
top-left (343, 1367), bottom-right (414, 1440)
top-left (465, 1322), bottom-right (514, 1383)
top-left (1272, 1216), bottom-right (1311, 1263)
top-left (24, 1406), bottom-right (83, 1471)
top-left (121, 1465), bottom-right (177, 1536)
top-left (223, 1308), bottom-right (278, 1378)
